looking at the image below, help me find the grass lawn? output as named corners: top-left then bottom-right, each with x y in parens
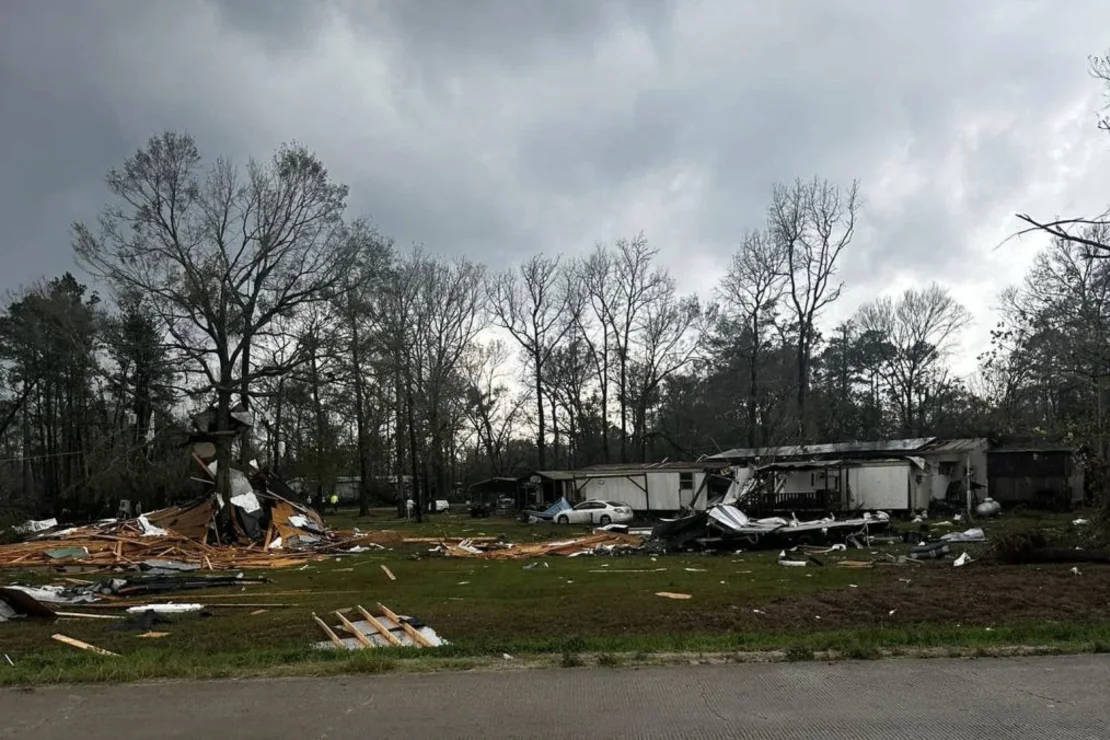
top-left (2, 507), bottom-right (1109, 684)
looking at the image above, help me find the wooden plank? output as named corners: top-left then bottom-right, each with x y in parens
top-left (312, 613), bottom-right (346, 649)
top-left (55, 612), bottom-right (125, 620)
top-left (334, 611), bottom-right (375, 649)
top-left (51, 634), bottom-right (120, 656)
top-left (356, 605), bottom-right (403, 646)
top-left (377, 602), bottom-right (433, 647)
top-left (380, 565), bottom-right (396, 581)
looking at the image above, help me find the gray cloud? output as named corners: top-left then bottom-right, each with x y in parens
top-left (2, 0), bottom-right (1109, 370)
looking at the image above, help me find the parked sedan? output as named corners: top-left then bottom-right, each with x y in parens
top-left (555, 500), bottom-right (634, 526)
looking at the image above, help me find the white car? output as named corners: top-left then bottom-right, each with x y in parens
top-left (555, 500), bottom-right (634, 526)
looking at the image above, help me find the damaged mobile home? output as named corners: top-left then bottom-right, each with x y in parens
top-left (710, 437), bottom-right (1083, 512)
top-left (710, 438), bottom-right (988, 513)
top-left (521, 462), bottom-right (734, 514)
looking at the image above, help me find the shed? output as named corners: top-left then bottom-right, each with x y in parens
top-left (468, 477), bottom-right (524, 508)
top-left (987, 445), bottom-right (1083, 509)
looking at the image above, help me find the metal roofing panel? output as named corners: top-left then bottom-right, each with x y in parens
top-left (529, 470), bottom-right (578, 481)
top-left (709, 438), bottom-right (935, 461)
top-left (921, 438), bottom-right (989, 453)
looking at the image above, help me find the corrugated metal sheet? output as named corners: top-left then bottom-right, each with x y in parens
top-left (709, 438), bottom-right (935, 461)
top-left (581, 461), bottom-right (723, 473)
top-left (921, 438), bottom-right (989, 453)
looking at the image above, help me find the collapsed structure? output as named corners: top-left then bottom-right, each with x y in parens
top-left (0, 458), bottom-right (380, 570)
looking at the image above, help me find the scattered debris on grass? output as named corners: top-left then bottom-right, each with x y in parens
top-left (941, 528), bottom-right (986, 543)
top-left (380, 565), bottom-right (396, 581)
top-left (432, 532), bottom-right (645, 559)
top-left (655, 592), bottom-right (692, 600)
top-left (0, 586), bottom-right (57, 621)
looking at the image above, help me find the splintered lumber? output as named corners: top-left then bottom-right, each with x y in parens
top-left (377, 602), bottom-right (433, 647)
top-left (51, 634), bottom-right (120, 657)
top-left (436, 532), bottom-right (645, 559)
top-left (380, 565), bottom-right (396, 581)
top-left (356, 605), bottom-right (402, 646)
top-left (334, 610), bottom-right (376, 649)
top-left (312, 613), bottom-right (346, 649)
top-left (0, 531), bottom-right (328, 571)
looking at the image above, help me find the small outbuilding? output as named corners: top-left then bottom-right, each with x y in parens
top-left (987, 444), bottom-right (1083, 509)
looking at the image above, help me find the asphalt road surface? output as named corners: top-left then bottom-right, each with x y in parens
top-left (2, 654), bottom-right (1108, 739)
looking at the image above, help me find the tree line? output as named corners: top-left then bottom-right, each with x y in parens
top-left (3, 54), bottom-right (1110, 522)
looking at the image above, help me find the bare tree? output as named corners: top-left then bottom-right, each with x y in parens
top-left (576, 247), bottom-right (617, 461)
top-left (856, 283), bottom-right (971, 435)
top-left (717, 229), bottom-right (787, 446)
top-left (73, 132), bottom-right (354, 497)
top-left (488, 255), bottom-right (573, 468)
top-left (609, 234), bottom-right (669, 461)
top-left (629, 289), bottom-right (707, 460)
top-left (768, 176), bottom-right (860, 438)
top-left (333, 222), bottom-right (394, 515)
top-left (1015, 54), bottom-right (1110, 256)
top-left (462, 340), bottom-right (526, 475)
top-left (384, 251), bottom-right (485, 518)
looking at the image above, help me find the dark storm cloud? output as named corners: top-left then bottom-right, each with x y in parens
top-left (1, 0), bottom-right (1109, 369)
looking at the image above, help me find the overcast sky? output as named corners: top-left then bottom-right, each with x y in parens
top-left (3, 0), bottom-right (1110, 374)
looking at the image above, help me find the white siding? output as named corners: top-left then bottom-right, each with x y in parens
top-left (578, 476), bottom-right (647, 510)
top-left (847, 463), bottom-right (910, 510)
top-left (578, 470), bottom-right (703, 512)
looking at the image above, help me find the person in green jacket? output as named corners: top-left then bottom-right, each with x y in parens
top-left (328, 493), bottom-right (339, 514)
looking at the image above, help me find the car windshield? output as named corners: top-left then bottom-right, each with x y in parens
top-left (608, 501), bottom-right (630, 508)
top-left (573, 502), bottom-right (592, 510)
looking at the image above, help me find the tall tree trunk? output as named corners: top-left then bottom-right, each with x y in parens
top-left (796, 326), bottom-right (810, 440)
top-left (238, 341), bottom-right (252, 466)
top-left (619, 354), bottom-right (628, 463)
top-left (748, 317), bottom-right (759, 448)
top-left (214, 371), bottom-right (234, 543)
top-left (272, 377), bottom-right (285, 469)
top-left (405, 373), bottom-right (422, 522)
top-left (600, 327), bottom-right (610, 463)
top-left (308, 345), bottom-right (326, 512)
top-left (350, 319), bottom-right (372, 516)
top-left (393, 388), bottom-right (406, 516)
top-left (535, 360), bottom-right (546, 467)
top-left (550, 392), bottom-right (559, 468)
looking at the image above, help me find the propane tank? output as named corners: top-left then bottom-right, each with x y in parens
top-left (975, 497), bottom-right (1002, 518)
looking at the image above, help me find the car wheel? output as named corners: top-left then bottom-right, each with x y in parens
top-left (599, 514), bottom-right (612, 526)
top-left (557, 514), bottom-right (569, 524)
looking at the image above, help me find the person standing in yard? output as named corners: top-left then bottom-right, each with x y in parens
top-left (329, 493), bottom-right (339, 514)
top-left (405, 496), bottom-right (415, 519)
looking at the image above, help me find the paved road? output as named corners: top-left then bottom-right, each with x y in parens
top-left (2, 654), bottom-right (1108, 739)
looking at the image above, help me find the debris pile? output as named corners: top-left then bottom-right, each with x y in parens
top-left (0, 459), bottom-right (358, 571)
top-left (430, 532), bottom-right (645, 559)
top-left (652, 504), bottom-right (890, 553)
top-left (0, 509), bottom-right (328, 570)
